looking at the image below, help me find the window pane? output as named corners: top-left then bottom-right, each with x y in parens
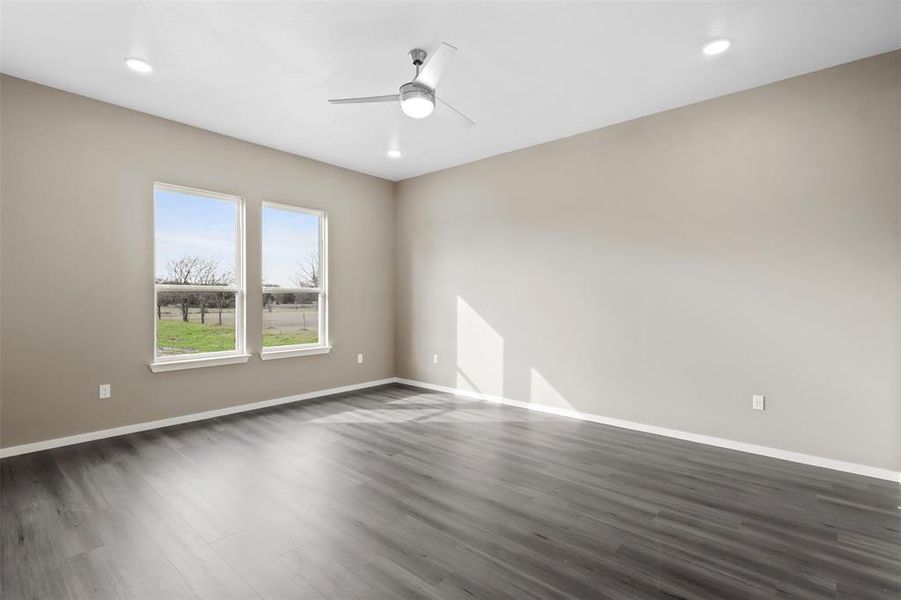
top-left (262, 206), bottom-right (320, 289)
top-left (155, 187), bottom-right (237, 285)
top-left (157, 291), bottom-right (237, 356)
top-left (262, 292), bottom-right (319, 347)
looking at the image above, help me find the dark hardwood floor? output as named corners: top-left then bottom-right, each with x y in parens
top-left (2, 384), bottom-right (899, 599)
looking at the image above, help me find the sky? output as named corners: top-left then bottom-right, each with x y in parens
top-left (261, 204), bottom-right (319, 287)
top-left (155, 188), bottom-right (319, 287)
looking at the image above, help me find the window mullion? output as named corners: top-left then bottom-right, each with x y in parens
top-left (262, 287), bottom-right (320, 294)
top-left (156, 284), bottom-right (240, 293)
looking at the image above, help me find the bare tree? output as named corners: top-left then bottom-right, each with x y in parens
top-left (194, 260), bottom-right (222, 325)
top-left (292, 252), bottom-right (320, 289)
top-left (164, 256), bottom-right (206, 284)
top-left (158, 257), bottom-right (230, 323)
top-left (161, 256), bottom-right (205, 322)
top-left (209, 268), bottom-right (234, 326)
top-left (292, 252), bottom-right (320, 305)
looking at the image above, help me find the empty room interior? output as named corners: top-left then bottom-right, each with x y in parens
top-left (1, 1), bottom-right (900, 598)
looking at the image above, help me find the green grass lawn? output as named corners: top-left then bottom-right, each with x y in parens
top-left (157, 319), bottom-right (318, 354)
top-left (157, 319), bottom-right (235, 355)
top-left (263, 329), bottom-right (318, 347)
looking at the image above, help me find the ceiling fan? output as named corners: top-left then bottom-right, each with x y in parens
top-left (328, 42), bottom-right (475, 128)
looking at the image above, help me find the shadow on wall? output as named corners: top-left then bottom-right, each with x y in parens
top-left (455, 295), bottom-right (575, 411)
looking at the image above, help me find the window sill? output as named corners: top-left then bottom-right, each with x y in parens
top-left (150, 354), bottom-right (251, 373)
top-left (260, 346), bottom-right (332, 361)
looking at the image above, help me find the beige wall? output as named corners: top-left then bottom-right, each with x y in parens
top-left (2, 51), bottom-right (899, 472)
top-left (395, 51), bottom-right (901, 471)
top-left (0, 75), bottom-right (395, 447)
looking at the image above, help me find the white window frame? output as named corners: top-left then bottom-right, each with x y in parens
top-left (150, 182), bottom-right (248, 372)
top-left (260, 201), bottom-right (329, 360)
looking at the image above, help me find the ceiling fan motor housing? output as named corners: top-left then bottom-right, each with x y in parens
top-left (400, 82), bottom-right (434, 101)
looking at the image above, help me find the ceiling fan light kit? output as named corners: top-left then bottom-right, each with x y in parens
top-left (399, 82), bottom-right (434, 118)
top-left (328, 42), bottom-right (474, 128)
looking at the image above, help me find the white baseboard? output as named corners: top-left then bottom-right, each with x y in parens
top-left (0, 378), bottom-right (396, 459)
top-left (5, 376), bottom-right (899, 485)
top-left (396, 378), bottom-right (901, 484)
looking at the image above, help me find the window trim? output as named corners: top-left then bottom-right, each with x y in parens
top-left (260, 201), bottom-right (329, 357)
top-left (149, 353), bottom-right (251, 373)
top-left (151, 182), bottom-right (247, 371)
top-left (259, 346), bottom-right (332, 361)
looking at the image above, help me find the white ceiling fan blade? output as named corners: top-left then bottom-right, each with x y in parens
top-left (414, 42), bottom-right (457, 90)
top-left (329, 94), bottom-right (399, 104)
top-left (437, 97), bottom-right (475, 129)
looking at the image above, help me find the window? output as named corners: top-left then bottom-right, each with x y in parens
top-left (152, 183), bottom-right (246, 371)
top-left (261, 202), bottom-right (328, 358)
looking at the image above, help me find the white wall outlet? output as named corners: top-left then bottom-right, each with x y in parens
top-left (432, 354), bottom-right (439, 364)
top-left (99, 384), bottom-right (111, 399)
top-left (356, 353), bottom-right (364, 364)
top-left (752, 395), bottom-right (765, 411)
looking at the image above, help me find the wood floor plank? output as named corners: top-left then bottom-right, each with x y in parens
top-left (2, 384), bottom-right (899, 599)
top-left (211, 528), bottom-right (324, 600)
top-left (144, 515), bottom-right (260, 600)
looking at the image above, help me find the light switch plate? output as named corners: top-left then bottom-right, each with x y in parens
top-left (752, 395), bottom-right (765, 411)
top-left (99, 384), bottom-right (111, 399)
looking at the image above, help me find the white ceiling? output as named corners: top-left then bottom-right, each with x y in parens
top-left (2, 1), bottom-right (899, 181)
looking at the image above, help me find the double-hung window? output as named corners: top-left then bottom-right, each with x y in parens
top-left (151, 183), bottom-right (247, 371)
top-left (261, 202), bottom-right (329, 359)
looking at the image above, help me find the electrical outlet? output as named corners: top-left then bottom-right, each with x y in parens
top-left (752, 395), bottom-right (765, 411)
top-left (432, 354), bottom-right (439, 364)
top-left (99, 384), bottom-right (111, 399)
top-left (356, 353), bottom-right (364, 364)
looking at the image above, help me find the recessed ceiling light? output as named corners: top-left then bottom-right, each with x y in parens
top-left (387, 149), bottom-right (402, 159)
top-left (124, 57), bottom-right (153, 73)
top-left (702, 38), bottom-right (731, 56)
